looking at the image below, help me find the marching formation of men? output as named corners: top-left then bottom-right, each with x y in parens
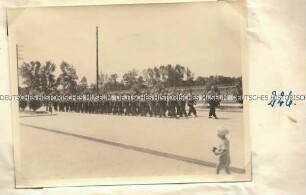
top-left (48, 88), bottom-right (199, 119)
top-left (45, 85), bottom-right (222, 119)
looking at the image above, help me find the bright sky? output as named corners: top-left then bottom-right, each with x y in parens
top-left (8, 1), bottom-right (243, 84)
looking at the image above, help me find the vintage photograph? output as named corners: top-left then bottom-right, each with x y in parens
top-left (7, 1), bottom-right (250, 188)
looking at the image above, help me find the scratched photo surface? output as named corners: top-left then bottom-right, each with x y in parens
top-left (7, 1), bottom-right (250, 188)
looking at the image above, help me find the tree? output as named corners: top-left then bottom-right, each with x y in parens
top-left (77, 76), bottom-right (88, 94)
top-left (110, 74), bottom-right (118, 84)
top-left (57, 61), bottom-right (78, 94)
top-left (40, 61), bottom-right (58, 95)
top-left (184, 67), bottom-right (194, 86)
top-left (195, 76), bottom-right (207, 85)
top-left (143, 68), bottom-right (155, 86)
top-left (159, 65), bottom-right (168, 82)
top-left (89, 83), bottom-right (97, 94)
top-left (174, 64), bottom-right (185, 80)
top-left (161, 64), bottom-right (186, 87)
top-left (217, 76), bottom-right (235, 85)
top-left (27, 88), bottom-right (43, 111)
top-left (137, 76), bottom-right (145, 88)
top-left (235, 76), bottom-right (243, 103)
top-left (79, 76), bottom-right (88, 88)
top-left (19, 99), bottom-right (27, 111)
top-left (19, 61), bottom-right (43, 94)
top-left (19, 61), bottom-right (49, 111)
top-left (98, 72), bottom-right (109, 90)
top-left (123, 69), bottom-right (138, 88)
top-left (204, 75), bottom-right (216, 92)
top-left (20, 61), bottom-right (58, 95)
top-left (28, 99), bottom-right (43, 112)
top-left (153, 67), bottom-right (161, 82)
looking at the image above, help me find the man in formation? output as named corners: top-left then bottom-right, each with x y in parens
top-left (49, 88), bottom-right (200, 119)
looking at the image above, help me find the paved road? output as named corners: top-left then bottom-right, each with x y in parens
top-left (17, 110), bottom-right (246, 187)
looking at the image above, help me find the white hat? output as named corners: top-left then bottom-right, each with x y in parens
top-left (217, 127), bottom-right (229, 136)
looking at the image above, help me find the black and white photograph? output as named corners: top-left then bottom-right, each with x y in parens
top-left (7, 1), bottom-right (250, 188)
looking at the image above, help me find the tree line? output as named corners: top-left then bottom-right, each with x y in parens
top-left (19, 60), bottom-right (242, 95)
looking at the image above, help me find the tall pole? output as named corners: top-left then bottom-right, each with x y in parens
top-left (16, 44), bottom-right (20, 95)
top-left (96, 26), bottom-right (99, 94)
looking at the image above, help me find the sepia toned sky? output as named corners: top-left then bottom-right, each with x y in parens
top-left (8, 1), bottom-right (243, 84)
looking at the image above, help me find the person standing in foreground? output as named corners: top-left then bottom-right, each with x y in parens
top-left (212, 128), bottom-right (231, 174)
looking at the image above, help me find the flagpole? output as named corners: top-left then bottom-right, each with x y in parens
top-left (96, 26), bottom-right (99, 94)
top-left (16, 44), bottom-right (20, 95)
